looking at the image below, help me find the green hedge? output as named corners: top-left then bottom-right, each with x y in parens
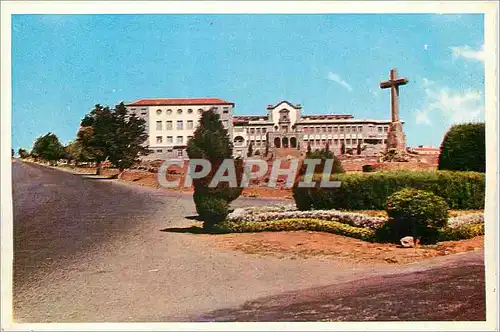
top-left (293, 170), bottom-right (484, 210)
top-left (211, 218), bottom-right (484, 243)
top-left (212, 218), bottom-right (376, 241)
top-left (438, 223), bottom-right (485, 241)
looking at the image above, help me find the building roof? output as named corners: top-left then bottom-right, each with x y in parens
top-left (266, 100), bottom-right (302, 110)
top-left (125, 98), bottom-right (234, 107)
top-left (301, 114), bottom-right (354, 120)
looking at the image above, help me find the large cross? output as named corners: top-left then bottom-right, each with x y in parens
top-left (380, 68), bottom-right (408, 123)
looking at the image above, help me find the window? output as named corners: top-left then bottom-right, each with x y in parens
top-left (198, 109), bottom-right (204, 114)
top-left (166, 121), bottom-right (173, 130)
top-left (378, 127), bottom-right (383, 133)
top-left (250, 128), bottom-right (255, 134)
top-left (334, 126), bottom-right (338, 133)
top-left (177, 120), bottom-right (183, 130)
top-left (156, 109), bottom-right (162, 115)
top-left (346, 126), bottom-right (351, 133)
top-left (156, 149), bottom-right (163, 153)
top-left (358, 125), bottom-right (363, 132)
top-left (187, 109), bottom-right (193, 114)
top-left (347, 139), bottom-right (351, 145)
top-left (340, 126), bottom-right (344, 133)
top-left (156, 136), bottom-right (163, 144)
top-left (141, 112), bottom-right (147, 116)
top-left (141, 108), bottom-right (147, 111)
top-left (256, 128), bottom-right (261, 134)
top-left (334, 139), bottom-right (339, 145)
top-left (212, 107), bottom-right (218, 112)
top-left (384, 126), bottom-right (389, 132)
top-left (176, 136), bottom-right (183, 144)
top-left (327, 127), bottom-right (332, 133)
top-left (130, 108), bottom-right (136, 111)
top-left (167, 136), bottom-right (173, 144)
top-left (223, 107), bottom-right (229, 114)
top-left (322, 127), bottom-right (327, 133)
top-left (156, 121), bottom-right (162, 130)
top-left (177, 150), bottom-right (183, 157)
top-left (187, 135), bottom-right (193, 142)
top-left (187, 120), bottom-right (194, 129)
top-left (177, 109), bottom-right (183, 114)
top-left (262, 128), bottom-right (267, 133)
top-left (166, 109), bottom-right (172, 115)
top-left (223, 120), bottom-right (228, 127)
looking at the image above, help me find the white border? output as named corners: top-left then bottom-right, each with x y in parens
top-left (1, 1), bottom-right (498, 331)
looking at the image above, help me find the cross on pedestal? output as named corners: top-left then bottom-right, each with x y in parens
top-left (380, 68), bottom-right (408, 123)
top-left (379, 68), bottom-right (409, 154)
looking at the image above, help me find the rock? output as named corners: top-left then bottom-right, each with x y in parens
top-left (400, 236), bottom-right (415, 248)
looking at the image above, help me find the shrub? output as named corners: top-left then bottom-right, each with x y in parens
top-left (193, 193), bottom-right (229, 228)
top-left (384, 189), bottom-right (449, 244)
top-left (187, 109), bottom-right (243, 228)
top-left (293, 170), bottom-right (484, 211)
top-left (438, 223), bottom-right (484, 241)
top-left (438, 123), bottom-right (485, 172)
top-left (362, 165), bottom-right (375, 173)
top-left (212, 218), bottom-right (376, 242)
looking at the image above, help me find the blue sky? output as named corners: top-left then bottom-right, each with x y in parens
top-left (12, 14), bottom-right (484, 150)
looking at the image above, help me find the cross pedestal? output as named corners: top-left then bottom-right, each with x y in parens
top-left (380, 68), bottom-right (408, 153)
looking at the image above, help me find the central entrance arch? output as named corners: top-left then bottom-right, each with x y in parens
top-left (282, 137), bottom-right (289, 148)
top-left (274, 137), bottom-right (281, 148)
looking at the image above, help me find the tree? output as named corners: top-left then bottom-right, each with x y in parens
top-left (438, 123), bottom-right (485, 172)
top-left (11, 149), bottom-right (14, 157)
top-left (78, 103), bottom-right (150, 175)
top-left (18, 148), bottom-right (29, 159)
top-left (357, 142), bottom-right (362, 155)
top-left (247, 142), bottom-right (253, 157)
top-left (307, 142), bottom-right (312, 155)
top-left (341, 141), bottom-right (346, 155)
top-left (187, 108), bottom-right (243, 229)
top-left (31, 132), bottom-right (65, 164)
top-left (264, 141), bottom-right (270, 157)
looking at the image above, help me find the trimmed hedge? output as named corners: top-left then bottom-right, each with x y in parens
top-left (438, 223), bottom-right (485, 241)
top-left (211, 217), bottom-right (484, 243)
top-left (212, 218), bottom-right (376, 241)
top-left (293, 170), bottom-right (484, 210)
top-left (438, 123), bottom-right (485, 172)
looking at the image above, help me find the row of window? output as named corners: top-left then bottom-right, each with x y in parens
top-left (304, 138), bottom-right (388, 146)
top-left (130, 107), bottom-right (230, 116)
top-left (156, 135), bottom-right (194, 145)
top-left (155, 149), bottom-right (184, 157)
top-left (156, 120), bottom-right (229, 131)
top-left (302, 125), bottom-right (389, 134)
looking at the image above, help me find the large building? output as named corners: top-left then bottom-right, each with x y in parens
top-left (233, 101), bottom-right (393, 158)
top-left (125, 98), bottom-right (234, 160)
top-left (126, 98), bottom-right (393, 160)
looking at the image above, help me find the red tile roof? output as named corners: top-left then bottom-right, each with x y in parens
top-left (302, 114), bottom-right (354, 120)
top-left (125, 98), bottom-right (234, 107)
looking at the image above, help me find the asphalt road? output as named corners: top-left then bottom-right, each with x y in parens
top-left (12, 160), bottom-right (486, 322)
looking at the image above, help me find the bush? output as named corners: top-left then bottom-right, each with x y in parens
top-left (383, 189), bottom-right (449, 244)
top-left (212, 218), bottom-right (376, 242)
top-left (438, 223), bottom-right (484, 241)
top-left (193, 193), bottom-right (229, 228)
top-left (438, 123), bottom-right (485, 172)
top-left (293, 170), bottom-right (484, 211)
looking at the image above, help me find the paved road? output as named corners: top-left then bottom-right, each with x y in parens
top-left (12, 160), bottom-right (486, 322)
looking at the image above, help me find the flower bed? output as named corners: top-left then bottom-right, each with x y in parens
top-left (223, 205), bottom-right (485, 242)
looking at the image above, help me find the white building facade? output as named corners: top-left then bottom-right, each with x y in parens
top-left (125, 98), bottom-right (234, 160)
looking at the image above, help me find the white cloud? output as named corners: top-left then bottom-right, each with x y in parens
top-left (424, 44), bottom-right (429, 51)
top-left (415, 80), bottom-right (484, 126)
top-left (327, 72), bottom-right (352, 92)
top-left (450, 44), bottom-right (484, 62)
top-left (415, 109), bottom-right (431, 125)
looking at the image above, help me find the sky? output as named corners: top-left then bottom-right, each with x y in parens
top-left (12, 14), bottom-right (485, 150)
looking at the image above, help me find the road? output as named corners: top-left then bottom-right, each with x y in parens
top-left (12, 160), bottom-right (486, 322)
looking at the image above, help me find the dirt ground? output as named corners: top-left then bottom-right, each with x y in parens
top-left (206, 231), bottom-right (484, 265)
